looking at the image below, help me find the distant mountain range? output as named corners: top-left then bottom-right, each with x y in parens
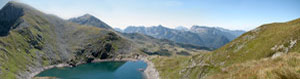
top-left (174, 26), bottom-right (189, 31)
top-left (153, 17), bottom-right (300, 79)
top-left (1, 1), bottom-right (299, 79)
top-left (116, 25), bottom-right (245, 49)
top-left (0, 1), bottom-right (210, 78)
top-left (68, 11), bottom-right (246, 49)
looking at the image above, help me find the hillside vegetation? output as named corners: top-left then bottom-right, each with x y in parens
top-left (0, 2), bottom-right (208, 79)
top-left (0, 2), bottom-right (140, 78)
top-left (152, 18), bottom-right (300, 79)
top-left (69, 14), bottom-right (211, 57)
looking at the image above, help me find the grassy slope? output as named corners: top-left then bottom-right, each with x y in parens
top-left (0, 2), bottom-right (209, 78)
top-left (211, 18), bottom-right (300, 66)
top-left (202, 18), bottom-right (300, 78)
top-left (69, 14), bottom-right (211, 57)
top-left (151, 56), bottom-right (192, 79)
top-left (153, 18), bottom-right (300, 79)
top-left (0, 14), bottom-right (135, 79)
top-left (0, 11), bottom-right (59, 78)
top-left (206, 52), bottom-right (300, 79)
top-left (0, 2), bottom-right (137, 78)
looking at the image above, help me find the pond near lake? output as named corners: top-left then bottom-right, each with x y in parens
top-left (35, 61), bottom-right (147, 79)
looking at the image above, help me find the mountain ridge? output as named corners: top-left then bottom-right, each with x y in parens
top-left (121, 25), bottom-right (245, 49)
top-left (151, 17), bottom-right (300, 79)
top-left (0, 2), bottom-right (209, 79)
top-left (0, 1), bottom-right (138, 78)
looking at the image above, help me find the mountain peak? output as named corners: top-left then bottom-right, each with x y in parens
top-left (69, 14), bottom-right (112, 29)
top-left (157, 25), bottom-right (164, 27)
top-left (82, 13), bottom-right (93, 17)
top-left (175, 26), bottom-right (189, 31)
top-left (0, 1), bottom-right (47, 36)
top-left (69, 13), bottom-right (100, 20)
top-left (80, 13), bottom-right (97, 19)
top-left (0, 1), bottom-right (30, 36)
top-left (0, 1), bottom-right (43, 18)
top-left (0, 2), bottom-right (23, 19)
top-left (3, 1), bottom-right (37, 12)
top-left (5, 1), bottom-right (25, 8)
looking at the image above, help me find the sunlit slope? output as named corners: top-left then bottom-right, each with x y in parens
top-left (153, 18), bottom-right (300, 79)
top-left (0, 1), bottom-right (210, 79)
top-left (69, 14), bottom-right (211, 57)
top-left (193, 18), bottom-right (300, 79)
top-left (0, 1), bottom-right (136, 78)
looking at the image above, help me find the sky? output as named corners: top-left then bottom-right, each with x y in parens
top-left (1, 0), bottom-right (300, 31)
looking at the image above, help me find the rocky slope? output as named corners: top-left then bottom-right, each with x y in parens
top-left (122, 25), bottom-right (245, 49)
top-left (0, 1), bottom-right (140, 79)
top-left (0, 1), bottom-right (209, 79)
top-left (152, 18), bottom-right (300, 79)
top-left (70, 14), bottom-right (211, 56)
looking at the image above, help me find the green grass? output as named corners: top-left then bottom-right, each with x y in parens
top-left (0, 2), bottom-right (209, 78)
top-left (204, 52), bottom-right (300, 79)
top-left (151, 55), bottom-right (193, 79)
top-left (152, 18), bottom-right (300, 79)
top-left (0, 12), bottom-right (56, 78)
top-left (195, 18), bottom-right (300, 78)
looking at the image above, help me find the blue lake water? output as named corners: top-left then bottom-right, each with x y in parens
top-left (36, 61), bottom-right (147, 79)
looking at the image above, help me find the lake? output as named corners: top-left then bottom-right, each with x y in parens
top-left (35, 61), bottom-right (147, 79)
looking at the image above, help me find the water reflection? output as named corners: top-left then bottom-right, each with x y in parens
top-left (36, 61), bottom-right (147, 79)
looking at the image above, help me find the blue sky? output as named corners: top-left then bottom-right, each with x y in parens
top-left (1, 0), bottom-right (300, 30)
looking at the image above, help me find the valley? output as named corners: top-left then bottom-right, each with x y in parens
top-left (0, 1), bottom-right (299, 79)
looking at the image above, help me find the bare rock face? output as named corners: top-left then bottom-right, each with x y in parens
top-left (271, 40), bottom-right (297, 58)
top-left (0, 1), bottom-right (25, 36)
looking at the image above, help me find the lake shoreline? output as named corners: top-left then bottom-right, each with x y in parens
top-left (31, 57), bottom-right (160, 79)
top-left (143, 57), bottom-right (160, 79)
top-left (29, 63), bottom-right (70, 79)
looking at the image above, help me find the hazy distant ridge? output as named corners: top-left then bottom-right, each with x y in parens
top-left (116, 25), bottom-right (245, 49)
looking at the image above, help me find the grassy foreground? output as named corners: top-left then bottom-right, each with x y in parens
top-left (152, 52), bottom-right (300, 79)
top-left (152, 18), bottom-right (300, 79)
